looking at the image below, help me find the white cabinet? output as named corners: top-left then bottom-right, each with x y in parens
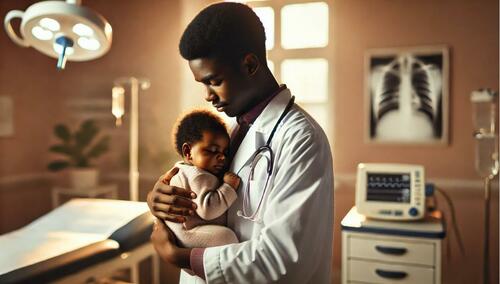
top-left (341, 207), bottom-right (445, 284)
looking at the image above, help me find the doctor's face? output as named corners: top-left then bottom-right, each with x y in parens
top-left (189, 57), bottom-right (257, 117)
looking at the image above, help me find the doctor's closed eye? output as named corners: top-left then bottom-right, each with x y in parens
top-left (211, 79), bottom-right (223, 86)
top-left (200, 74), bottom-right (223, 87)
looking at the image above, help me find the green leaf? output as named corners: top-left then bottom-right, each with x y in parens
top-left (75, 120), bottom-right (98, 150)
top-left (75, 158), bottom-right (89, 168)
top-left (86, 136), bottom-right (110, 159)
top-left (47, 160), bottom-right (70, 171)
top-left (54, 124), bottom-right (71, 142)
top-left (49, 144), bottom-right (73, 156)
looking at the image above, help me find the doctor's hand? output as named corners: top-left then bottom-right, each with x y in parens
top-left (151, 219), bottom-right (191, 269)
top-left (147, 167), bottom-right (198, 223)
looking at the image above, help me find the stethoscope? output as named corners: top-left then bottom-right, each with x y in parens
top-left (236, 96), bottom-right (295, 223)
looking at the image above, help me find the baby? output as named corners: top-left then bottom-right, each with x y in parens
top-left (156, 109), bottom-right (240, 248)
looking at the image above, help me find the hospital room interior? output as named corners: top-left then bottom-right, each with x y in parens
top-left (0, 0), bottom-right (499, 283)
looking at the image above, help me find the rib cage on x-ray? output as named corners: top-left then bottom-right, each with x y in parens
top-left (370, 54), bottom-right (443, 141)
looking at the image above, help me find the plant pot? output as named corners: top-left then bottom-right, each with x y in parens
top-left (70, 168), bottom-right (99, 188)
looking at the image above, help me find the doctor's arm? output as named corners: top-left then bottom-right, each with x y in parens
top-left (148, 167), bottom-right (195, 269)
top-left (203, 132), bottom-right (334, 283)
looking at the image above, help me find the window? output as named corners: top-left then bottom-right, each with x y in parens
top-left (281, 2), bottom-right (329, 49)
top-left (253, 7), bottom-right (275, 50)
top-left (236, 0), bottom-right (332, 136)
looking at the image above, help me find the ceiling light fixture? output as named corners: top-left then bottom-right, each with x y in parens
top-left (4, 0), bottom-right (112, 70)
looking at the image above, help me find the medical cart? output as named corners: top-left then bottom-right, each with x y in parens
top-left (341, 207), bottom-right (445, 284)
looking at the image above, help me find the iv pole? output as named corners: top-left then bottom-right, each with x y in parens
top-left (112, 77), bottom-right (150, 201)
top-left (471, 89), bottom-right (498, 284)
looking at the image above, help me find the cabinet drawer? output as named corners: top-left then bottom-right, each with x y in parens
top-left (348, 259), bottom-right (435, 284)
top-left (348, 235), bottom-right (435, 266)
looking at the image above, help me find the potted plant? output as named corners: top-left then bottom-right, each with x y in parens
top-left (48, 119), bottom-right (110, 188)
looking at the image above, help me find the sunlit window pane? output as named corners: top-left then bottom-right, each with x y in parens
top-left (281, 58), bottom-right (328, 103)
top-left (281, 2), bottom-right (329, 49)
top-left (300, 104), bottom-right (329, 133)
top-left (267, 60), bottom-right (274, 75)
top-left (253, 7), bottom-right (274, 50)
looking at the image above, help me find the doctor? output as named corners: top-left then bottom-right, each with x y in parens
top-left (148, 2), bottom-right (334, 283)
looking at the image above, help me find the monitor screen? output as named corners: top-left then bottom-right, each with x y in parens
top-left (366, 172), bottom-right (411, 203)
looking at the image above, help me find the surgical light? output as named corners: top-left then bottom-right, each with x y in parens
top-left (78, 37), bottom-right (100, 51)
top-left (4, 0), bottom-right (112, 70)
top-left (39, 17), bottom-right (60, 31)
top-left (73, 23), bottom-right (93, 36)
top-left (31, 26), bottom-right (53, 40)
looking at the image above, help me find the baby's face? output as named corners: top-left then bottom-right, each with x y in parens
top-left (189, 131), bottom-right (229, 175)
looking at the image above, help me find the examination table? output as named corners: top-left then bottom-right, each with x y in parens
top-left (0, 199), bottom-right (159, 284)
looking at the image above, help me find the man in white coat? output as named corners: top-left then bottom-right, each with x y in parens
top-left (148, 2), bottom-right (334, 283)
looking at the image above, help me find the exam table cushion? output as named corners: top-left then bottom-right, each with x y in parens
top-left (0, 199), bottom-right (154, 284)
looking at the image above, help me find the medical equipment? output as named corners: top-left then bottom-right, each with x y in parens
top-left (470, 88), bottom-right (498, 284)
top-left (4, 0), bottom-right (112, 69)
top-left (236, 96), bottom-right (295, 222)
top-left (0, 199), bottom-right (158, 284)
top-left (355, 163), bottom-right (426, 220)
top-left (112, 77), bottom-right (150, 202)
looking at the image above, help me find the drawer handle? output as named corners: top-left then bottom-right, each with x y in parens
top-left (375, 269), bottom-right (408, 279)
top-left (375, 245), bottom-right (407, 255)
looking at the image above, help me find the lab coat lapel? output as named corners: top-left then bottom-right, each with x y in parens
top-left (231, 88), bottom-right (292, 173)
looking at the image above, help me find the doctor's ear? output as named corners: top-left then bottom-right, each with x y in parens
top-left (181, 143), bottom-right (192, 160)
top-left (241, 53), bottom-right (260, 76)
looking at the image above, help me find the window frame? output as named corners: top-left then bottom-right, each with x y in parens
top-left (245, 0), bottom-right (334, 139)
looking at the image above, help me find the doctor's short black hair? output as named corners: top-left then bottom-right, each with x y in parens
top-left (173, 109), bottom-right (229, 156)
top-left (179, 2), bottom-right (267, 66)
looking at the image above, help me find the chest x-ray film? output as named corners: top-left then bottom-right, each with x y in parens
top-left (365, 46), bottom-right (448, 144)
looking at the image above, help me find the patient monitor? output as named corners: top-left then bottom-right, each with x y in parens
top-left (355, 163), bottom-right (425, 220)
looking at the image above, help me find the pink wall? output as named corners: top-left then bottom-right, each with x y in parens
top-left (0, 0), bottom-right (498, 283)
top-left (333, 0), bottom-right (498, 179)
top-left (332, 0), bottom-right (499, 283)
top-left (0, 0), bottom-right (67, 177)
top-left (0, 0), bottom-right (183, 179)
top-left (0, 0), bottom-right (184, 282)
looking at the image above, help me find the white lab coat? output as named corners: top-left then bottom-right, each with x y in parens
top-left (180, 88), bottom-right (334, 284)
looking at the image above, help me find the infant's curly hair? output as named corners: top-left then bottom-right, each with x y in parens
top-left (173, 109), bottom-right (229, 156)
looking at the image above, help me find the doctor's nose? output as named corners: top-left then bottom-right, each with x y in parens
top-left (204, 88), bottom-right (217, 103)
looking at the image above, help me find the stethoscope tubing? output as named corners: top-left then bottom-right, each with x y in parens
top-left (237, 96), bottom-right (296, 222)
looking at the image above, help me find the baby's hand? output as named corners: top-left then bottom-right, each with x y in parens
top-left (224, 172), bottom-right (241, 190)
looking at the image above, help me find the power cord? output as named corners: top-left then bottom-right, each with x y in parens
top-left (425, 183), bottom-right (466, 258)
